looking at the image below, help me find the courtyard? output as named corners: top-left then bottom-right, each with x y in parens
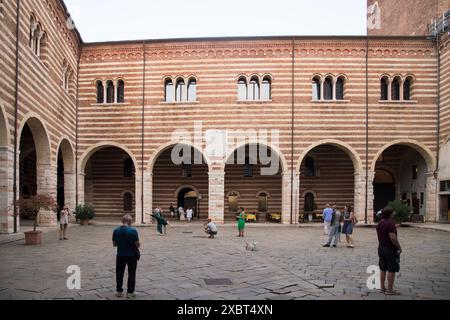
top-left (0, 223), bottom-right (449, 300)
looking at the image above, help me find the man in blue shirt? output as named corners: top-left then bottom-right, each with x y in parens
top-left (112, 215), bottom-right (140, 298)
top-left (322, 204), bottom-right (333, 235)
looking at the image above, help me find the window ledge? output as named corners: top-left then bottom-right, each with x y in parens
top-left (160, 101), bottom-right (199, 105)
top-left (237, 100), bottom-right (273, 104)
top-left (311, 100), bottom-right (350, 103)
top-left (378, 100), bottom-right (418, 104)
top-left (91, 102), bottom-right (131, 106)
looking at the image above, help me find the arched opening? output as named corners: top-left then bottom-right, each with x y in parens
top-left (312, 76), bottom-right (321, 101)
top-left (123, 192), bottom-right (133, 212)
top-left (373, 168), bottom-right (396, 214)
top-left (18, 117), bottom-right (52, 224)
top-left (238, 76), bottom-right (247, 101)
top-left (96, 80), bottom-right (104, 103)
top-left (323, 77), bottom-right (333, 100)
top-left (187, 78), bottom-right (197, 102)
top-left (261, 76), bottom-right (271, 101)
top-left (225, 144), bottom-right (283, 222)
top-left (175, 78), bottom-right (185, 102)
top-left (391, 76), bottom-right (401, 101)
top-left (56, 139), bottom-right (75, 218)
top-left (336, 76), bottom-right (345, 100)
top-left (106, 80), bottom-right (115, 103)
top-left (249, 76), bottom-right (260, 101)
top-left (403, 76), bottom-right (413, 101)
top-left (117, 80), bottom-right (125, 103)
top-left (373, 144), bottom-right (430, 218)
top-left (165, 78), bottom-right (174, 102)
top-left (152, 145), bottom-right (209, 221)
top-left (299, 144), bottom-right (356, 221)
top-left (84, 147), bottom-right (136, 219)
top-left (380, 76), bottom-right (389, 100)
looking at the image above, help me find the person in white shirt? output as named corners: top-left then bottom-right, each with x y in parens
top-left (186, 208), bottom-right (193, 222)
top-left (59, 206), bottom-right (70, 240)
top-left (178, 207), bottom-right (185, 221)
top-left (204, 218), bottom-right (218, 239)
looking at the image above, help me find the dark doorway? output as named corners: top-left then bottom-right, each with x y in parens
top-left (19, 124), bottom-right (37, 219)
top-left (373, 169), bottom-right (395, 212)
top-left (57, 150), bottom-right (65, 220)
top-left (177, 188), bottom-right (198, 217)
top-left (441, 196), bottom-right (450, 221)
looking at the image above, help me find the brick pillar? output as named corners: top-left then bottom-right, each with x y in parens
top-left (281, 173), bottom-right (293, 224)
top-left (0, 146), bottom-right (15, 233)
top-left (77, 172), bottom-right (85, 204)
top-left (425, 173), bottom-right (437, 222)
top-left (291, 173), bottom-right (300, 224)
top-left (134, 172), bottom-right (142, 223)
top-left (208, 171), bottom-right (225, 224)
top-left (143, 171), bottom-right (152, 224)
top-left (36, 163), bottom-right (57, 226)
top-left (64, 170), bottom-right (76, 223)
top-left (354, 170), bottom-right (373, 224)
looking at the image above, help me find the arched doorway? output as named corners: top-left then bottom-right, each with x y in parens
top-left (224, 144), bottom-right (283, 222)
top-left (177, 188), bottom-right (198, 218)
top-left (56, 139), bottom-right (75, 219)
top-left (373, 169), bottom-right (395, 213)
top-left (373, 144), bottom-right (432, 218)
top-left (152, 144), bottom-right (208, 220)
top-left (299, 144), bottom-right (358, 220)
top-left (83, 147), bottom-right (136, 219)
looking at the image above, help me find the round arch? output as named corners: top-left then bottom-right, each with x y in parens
top-left (370, 139), bottom-right (436, 172)
top-left (0, 103), bottom-right (9, 146)
top-left (56, 137), bottom-right (75, 172)
top-left (222, 141), bottom-right (288, 174)
top-left (296, 139), bottom-right (363, 173)
top-left (148, 141), bottom-right (212, 173)
top-left (301, 190), bottom-right (318, 198)
top-left (78, 142), bottom-right (140, 174)
top-left (173, 185), bottom-right (201, 198)
top-left (18, 114), bottom-right (52, 165)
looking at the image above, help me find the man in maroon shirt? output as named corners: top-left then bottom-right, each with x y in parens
top-left (376, 207), bottom-right (402, 295)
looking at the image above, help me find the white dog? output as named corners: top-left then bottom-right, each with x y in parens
top-left (245, 242), bottom-right (258, 252)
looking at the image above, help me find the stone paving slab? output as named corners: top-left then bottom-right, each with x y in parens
top-left (0, 224), bottom-right (449, 300)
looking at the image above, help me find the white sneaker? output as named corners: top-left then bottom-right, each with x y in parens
top-left (115, 292), bottom-right (123, 297)
top-left (127, 292), bottom-right (136, 299)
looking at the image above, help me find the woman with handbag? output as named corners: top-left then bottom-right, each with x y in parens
top-left (342, 205), bottom-right (356, 248)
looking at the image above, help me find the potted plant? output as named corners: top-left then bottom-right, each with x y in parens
top-left (74, 204), bottom-right (95, 226)
top-left (387, 200), bottom-right (412, 225)
top-left (15, 194), bottom-right (56, 245)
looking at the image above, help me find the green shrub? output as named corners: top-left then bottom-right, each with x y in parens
top-left (387, 200), bottom-right (412, 223)
top-left (74, 204), bottom-right (95, 221)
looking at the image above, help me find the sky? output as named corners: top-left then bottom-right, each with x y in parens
top-left (64, 0), bottom-right (367, 43)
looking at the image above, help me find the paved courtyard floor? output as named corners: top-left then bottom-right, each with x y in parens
top-left (0, 223), bottom-right (449, 300)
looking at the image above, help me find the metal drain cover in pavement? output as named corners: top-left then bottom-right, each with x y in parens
top-left (203, 278), bottom-right (234, 286)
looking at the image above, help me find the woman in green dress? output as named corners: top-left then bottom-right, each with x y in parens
top-left (237, 207), bottom-right (246, 237)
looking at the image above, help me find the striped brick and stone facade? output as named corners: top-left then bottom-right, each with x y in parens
top-left (0, 0), bottom-right (449, 233)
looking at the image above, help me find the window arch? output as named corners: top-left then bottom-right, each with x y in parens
top-left (304, 192), bottom-right (315, 212)
top-left (312, 76), bottom-right (321, 101)
top-left (249, 76), bottom-right (260, 101)
top-left (165, 78), bottom-right (174, 102)
top-left (403, 76), bottom-right (413, 101)
top-left (380, 76), bottom-right (389, 101)
top-left (175, 78), bottom-right (185, 102)
top-left (336, 76), bottom-right (345, 100)
top-left (261, 76), bottom-right (271, 101)
top-left (117, 80), bottom-right (125, 103)
top-left (123, 157), bottom-right (134, 177)
top-left (187, 78), bottom-right (197, 102)
top-left (123, 192), bottom-right (133, 212)
top-left (106, 80), bottom-right (115, 103)
top-left (238, 76), bottom-right (247, 101)
top-left (96, 81), bottom-right (104, 103)
top-left (323, 77), bottom-right (333, 100)
top-left (391, 76), bottom-right (401, 101)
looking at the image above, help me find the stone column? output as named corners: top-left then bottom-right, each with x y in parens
top-left (291, 173), bottom-right (300, 224)
top-left (0, 146), bottom-right (16, 233)
top-left (425, 173), bottom-right (437, 222)
top-left (35, 30), bottom-right (44, 57)
top-left (134, 172), bottom-right (143, 223)
top-left (281, 173), bottom-right (293, 224)
top-left (36, 163), bottom-right (57, 226)
top-left (208, 171), bottom-right (225, 224)
top-left (354, 170), bottom-right (372, 224)
top-left (142, 171), bottom-right (152, 224)
top-left (64, 170), bottom-right (76, 222)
